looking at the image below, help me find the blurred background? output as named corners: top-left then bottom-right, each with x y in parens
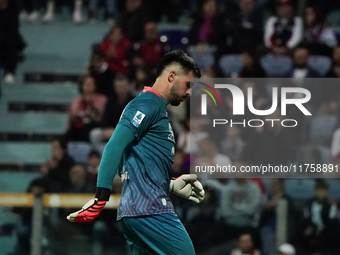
top-left (1, 0), bottom-right (340, 254)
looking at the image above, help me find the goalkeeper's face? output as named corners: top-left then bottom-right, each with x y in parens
top-left (169, 71), bottom-right (194, 106)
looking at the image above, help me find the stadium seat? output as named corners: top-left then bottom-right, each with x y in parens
top-left (3, 83), bottom-right (78, 104)
top-left (284, 179), bottom-right (315, 199)
top-left (308, 55), bottom-right (332, 76)
top-left (0, 113), bottom-right (67, 134)
top-left (0, 172), bottom-right (40, 192)
top-left (159, 30), bottom-right (188, 50)
top-left (0, 142), bottom-right (51, 164)
top-left (260, 54), bottom-right (293, 77)
top-left (187, 46), bottom-right (216, 72)
top-left (67, 142), bottom-right (92, 165)
top-left (218, 54), bottom-right (243, 76)
top-left (309, 115), bottom-right (338, 144)
top-left (327, 179), bottom-right (340, 199)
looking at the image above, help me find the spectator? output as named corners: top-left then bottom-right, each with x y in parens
top-left (229, 0), bottom-right (263, 53)
top-left (303, 6), bottom-right (337, 56)
top-left (239, 50), bottom-right (266, 78)
top-left (86, 149), bottom-right (101, 186)
top-left (171, 149), bottom-right (187, 178)
top-left (65, 76), bottom-right (107, 142)
top-left (88, 49), bottom-right (116, 97)
top-left (220, 179), bottom-right (261, 241)
top-left (68, 164), bottom-right (95, 193)
top-left (132, 21), bottom-right (165, 74)
top-left (185, 184), bottom-right (220, 252)
top-left (188, 0), bottom-right (226, 47)
top-left (10, 178), bottom-right (49, 255)
top-left (131, 66), bottom-right (153, 96)
top-left (194, 137), bottom-right (232, 178)
top-left (286, 46), bottom-right (320, 78)
top-left (264, 0), bottom-right (303, 55)
top-left (100, 25), bottom-right (132, 74)
top-left (325, 46), bottom-right (340, 78)
top-left (89, 75), bottom-right (134, 146)
top-left (40, 138), bottom-right (74, 192)
top-left (49, 165), bottom-right (94, 254)
top-left (221, 125), bottom-right (245, 163)
top-left (88, 0), bottom-right (116, 24)
top-left (43, 0), bottom-right (84, 23)
top-left (229, 232), bottom-right (261, 255)
top-left (241, 109), bottom-right (295, 166)
top-left (176, 117), bottom-right (209, 154)
top-left (260, 179), bottom-right (292, 255)
top-left (116, 0), bottom-right (155, 42)
top-left (331, 128), bottom-right (340, 160)
top-left (201, 63), bottom-right (225, 78)
top-left (299, 180), bottom-right (340, 254)
top-left (0, 0), bottom-right (26, 84)
top-left (277, 243), bottom-right (296, 255)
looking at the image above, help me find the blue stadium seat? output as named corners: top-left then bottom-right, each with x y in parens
top-left (260, 54), bottom-right (293, 77)
top-left (187, 46), bottom-right (215, 72)
top-left (0, 142), bottom-right (51, 164)
top-left (67, 142), bottom-right (92, 165)
top-left (327, 179), bottom-right (340, 199)
top-left (0, 172), bottom-right (41, 192)
top-left (3, 84), bottom-right (78, 104)
top-left (218, 54), bottom-right (243, 76)
top-left (308, 55), bottom-right (332, 76)
top-left (284, 179), bottom-right (315, 199)
top-left (0, 113), bottom-right (67, 134)
top-left (309, 115), bottom-right (338, 144)
top-left (159, 30), bottom-right (188, 50)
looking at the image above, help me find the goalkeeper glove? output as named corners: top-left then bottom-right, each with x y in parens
top-left (170, 174), bottom-right (205, 203)
top-left (66, 187), bottom-right (110, 223)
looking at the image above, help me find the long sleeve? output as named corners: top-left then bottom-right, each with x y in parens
top-left (264, 16), bottom-right (276, 48)
top-left (96, 124), bottom-right (135, 189)
top-left (287, 17), bottom-right (303, 49)
top-left (233, 184), bottom-right (261, 215)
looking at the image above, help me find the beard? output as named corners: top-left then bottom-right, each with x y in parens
top-left (169, 82), bottom-right (187, 106)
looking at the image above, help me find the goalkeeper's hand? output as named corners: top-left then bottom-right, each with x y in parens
top-left (170, 174), bottom-right (205, 203)
top-left (66, 187), bottom-right (110, 223)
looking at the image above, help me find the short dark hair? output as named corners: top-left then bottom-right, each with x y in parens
top-left (78, 75), bottom-right (97, 94)
top-left (92, 49), bottom-right (105, 60)
top-left (53, 138), bottom-right (67, 151)
top-left (88, 149), bottom-right (101, 159)
top-left (156, 50), bottom-right (201, 78)
top-left (315, 180), bottom-right (328, 190)
top-left (27, 178), bottom-right (49, 193)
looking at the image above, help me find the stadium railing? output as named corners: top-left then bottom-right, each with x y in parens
top-left (0, 193), bottom-right (120, 255)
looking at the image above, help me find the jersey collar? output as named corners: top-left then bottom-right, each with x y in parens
top-left (142, 86), bottom-right (168, 105)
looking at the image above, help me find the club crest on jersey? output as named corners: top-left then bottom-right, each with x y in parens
top-left (131, 111), bottom-right (145, 127)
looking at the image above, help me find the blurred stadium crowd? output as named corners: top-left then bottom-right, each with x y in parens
top-left (1, 0), bottom-right (340, 254)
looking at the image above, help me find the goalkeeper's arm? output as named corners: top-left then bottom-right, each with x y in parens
top-left (67, 124), bottom-right (135, 222)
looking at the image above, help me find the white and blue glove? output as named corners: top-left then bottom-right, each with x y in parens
top-left (170, 174), bottom-right (205, 203)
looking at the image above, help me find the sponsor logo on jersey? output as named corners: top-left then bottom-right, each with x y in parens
top-left (131, 111), bottom-right (145, 127)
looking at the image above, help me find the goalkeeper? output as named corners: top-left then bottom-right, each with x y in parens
top-left (67, 50), bottom-right (205, 255)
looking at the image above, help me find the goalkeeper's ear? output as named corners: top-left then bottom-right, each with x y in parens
top-left (95, 187), bottom-right (111, 201)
